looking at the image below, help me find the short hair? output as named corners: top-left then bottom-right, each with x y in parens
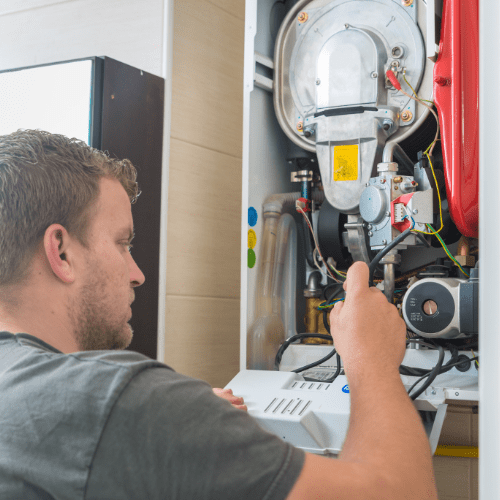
top-left (0, 129), bottom-right (139, 286)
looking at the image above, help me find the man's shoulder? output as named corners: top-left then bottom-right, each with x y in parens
top-left (0, 332), bottom-right (174, 398)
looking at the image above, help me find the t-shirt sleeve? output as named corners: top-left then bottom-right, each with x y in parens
top-left (84, 367), bottom-right (305, 500)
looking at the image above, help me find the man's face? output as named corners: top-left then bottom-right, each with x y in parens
top-left (69, 177), bottom-right (145, 351)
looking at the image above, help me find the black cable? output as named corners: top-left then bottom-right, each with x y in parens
top-left (400, 340), bottom-right (456, 377)
top-left (408, 344), bottom-right (445, 400)
top-left (369, 227), bottom-right (414, 287)
top-left (407, 356), bottom-right (480, 399)
top-left (292, 348), bottom-right (337, 373)
top-left (323, 282), bottom-right (344, 301)
top-left (274, 334), bottom-right (332, 370)
top-left (323, 309), bottom-right (330, 334)
top-left (303, 352), bottom-right (343, 383)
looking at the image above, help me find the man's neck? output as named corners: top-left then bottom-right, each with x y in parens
top-left (0, 285), bottom-right (79, 353)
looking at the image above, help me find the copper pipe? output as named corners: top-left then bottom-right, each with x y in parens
top-left (457, 236), bottom-right (470, 256)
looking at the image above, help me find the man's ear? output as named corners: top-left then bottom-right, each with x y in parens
top-left (43, 224), bottom-right (76, 284)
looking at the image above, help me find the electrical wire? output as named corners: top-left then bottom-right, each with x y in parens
top-left (297, 206), bottom-right (346, 281)
top-left (368, 227), bottom-right (414, 287)
top-left (386, 69), bottom-right (444, 236)
top-left (471, 350), bottom-right (479, 368)
top-left (410, 153), bottom-right (444, 236)
top-left (407, 355), bottom-right (480, 400)
top-left (292, 348), bottom-right (337, 373)
top-left (425, 223), bottom-right (470, 277)
top-left (317, 298), bottom-right (344, 310)
top-left (407, 344), bottom-right (445, 400)
top-left (396, 69), bottom-right (440, 157)
top-left (323, 283), bottom-right (344, 301)
top-left (274, 333), bottom-right (333, 370)
top-left (274, 333), bottom-right (342, 381)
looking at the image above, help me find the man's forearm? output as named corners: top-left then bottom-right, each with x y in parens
top-left (340, 371), bottom-right (437, 499)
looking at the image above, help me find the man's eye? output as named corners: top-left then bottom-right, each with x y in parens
top-left (122, 243), bottom-right (133, 252)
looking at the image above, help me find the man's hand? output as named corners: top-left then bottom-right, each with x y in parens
top-left (329, 261), bottom-right (406, 381)
top-left (212, 388), bottom-right (247, 411)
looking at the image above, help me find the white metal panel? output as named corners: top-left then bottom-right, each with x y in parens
top-left (479, 0), bottom-right (500, 498)
top-left (156, 0), bottom-right (174, 362)
top-left (241, 0), bottom-right (298, 370)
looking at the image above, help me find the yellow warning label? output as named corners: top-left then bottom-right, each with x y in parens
top-left (248, 229), bottom-right (257, 249)
top-left (334, 145), bottom-right (359, 181)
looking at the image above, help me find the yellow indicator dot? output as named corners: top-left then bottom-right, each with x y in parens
top-left (248, 229), bottom-right (257, 249)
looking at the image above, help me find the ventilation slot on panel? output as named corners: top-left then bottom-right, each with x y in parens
top-left (290, 381), bottom-right (331, 391)
top-left (264, 397), bottom-right (313, 416)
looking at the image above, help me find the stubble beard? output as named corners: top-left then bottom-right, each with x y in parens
top-left (69, 276), bottom-right (133, 352)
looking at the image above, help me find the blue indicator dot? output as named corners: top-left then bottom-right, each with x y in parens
top-left (342, 385), bottom-right (350, 394)
top-left (248, 207), bottom-right (258, 227)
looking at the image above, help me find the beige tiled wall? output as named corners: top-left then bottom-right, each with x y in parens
top-left (434, 402), bottom-right (479, 499)
top-left (164, 0), bottom-right (244, 388)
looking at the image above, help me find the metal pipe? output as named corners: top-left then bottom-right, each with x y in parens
top-left (382, 142), bottom-right (413, 167)
top-left (383, 263), bottom-right (396, 302)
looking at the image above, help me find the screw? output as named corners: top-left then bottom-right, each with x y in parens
top-left (382, 239), bottom-right (387, 245)
top-left (368, 231), bottom-right (373, 237)
top-left (413, 209), bottom-right (418, 215)
top-left (431, 389), bottom-right (436, 395)
top-left (382, 119), bottom-right (394, 131)
top-left (371, 72), bottom-right (378, 79)
top-left (455, 392), bottom-right (460, 396)
top-left (385, 211), bottom-right (390, 217)
top-left (380, 179), bottom-right (386, 184)
top-left (401, 110), bottom-right (413, 122)
top-left (298, 12), bottom-right (308, 23)
top-left (402, 0), bottom-right (413, 5)
top-left (315, 78), bottom-right (321, 85)
top-left (303, 127), bottom-right (314, 138)
top-left (394, 185), bottom-right (399, 190)
top-left (296, 121), bottom-right (303, 132)
top-left (367, 224), bottom-right (373, 230)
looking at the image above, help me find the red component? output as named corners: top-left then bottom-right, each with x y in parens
top-left (385, 70), bottom-right (401, 90)
top-left (296, 197), bottom-right (311, 212)
top-left (433, 0), bottom-right (479, 238)
top-left (390, 193), bottom-right (414, 233)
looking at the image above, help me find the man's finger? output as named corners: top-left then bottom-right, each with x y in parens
top-left (329, 300), bottom-right (344, 325)
top-left (344, 262), bottom-right (370, 299)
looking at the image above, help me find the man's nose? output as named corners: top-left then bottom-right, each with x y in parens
top-left (129, 255), bottom-right (145, 287)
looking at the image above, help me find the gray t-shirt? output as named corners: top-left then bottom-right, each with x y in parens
top-left (0, 332), bottom-right (305, 499)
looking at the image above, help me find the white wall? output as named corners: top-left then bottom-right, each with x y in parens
top-left (0, 0), bottom-right (173, 360)
top-left (0, 0), bottom-right (165, 76)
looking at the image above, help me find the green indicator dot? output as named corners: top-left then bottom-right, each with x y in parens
top-left (248, 249), bottom-right (256, 268)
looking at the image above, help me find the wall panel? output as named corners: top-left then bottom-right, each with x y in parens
top-left (164, 295), bottom-right (240, 388)
top-left (171, 0), bottom-right (244, 158)
top-left (0, 0), bottom-right (164, 76)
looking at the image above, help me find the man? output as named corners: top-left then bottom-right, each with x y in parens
top-left (0, 130), bottom-right (437, 499)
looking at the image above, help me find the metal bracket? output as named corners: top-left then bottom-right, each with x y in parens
top-left (254, 52), bottom-right (274, 92)
top-left (345, 214), bottom-right (372, 264)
